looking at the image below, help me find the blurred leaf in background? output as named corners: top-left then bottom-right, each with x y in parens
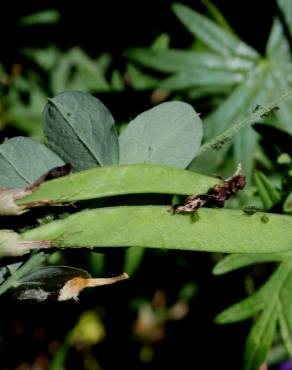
top-left (127, 1), bottom-right (292, 180)
top-left (212, 112), bottom-right (292, 369)
top-left (0, 9), bottom-right (126, 139)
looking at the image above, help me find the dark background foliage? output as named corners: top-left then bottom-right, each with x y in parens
top-left (1, 0), bottom-right (276, 57)
top-left (0, 0), bottom-right (277, 121)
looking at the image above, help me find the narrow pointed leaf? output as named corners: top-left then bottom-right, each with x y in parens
top-left (266, 18), bottom-right (290, 61)
top-left (277, 0), bottom-right (292, 41)
top-left (51, 48), bottom-right (110, 93)
top-left (110, 70), bottom-right (125, 91)
top-left (124, 247), bottom-right (145, 275)
top-left (160, 68), bottom-right (244, 90)
top-left (277, 266), bottom-right (292, 357)
top-left (172, 3), bottom-right (259, 59)
top-left (126, 63), bottom-right (160, 90)
top-left (213, 253), bottom-right (284, 275)
top-left (151, 33), bottom-right (170, 50)
top-left (216, 260), bottom-right (292, 370)
top-left (20, 9), bottom-right (60, 26)
top-left (234, 126), bottom-right (258, 181)
top-left (127, 49), bottom-right (254, 73)
top-left (244, 305), bottom-right (278, 370)
top-left (215, 292), bottom-right (265, 324)
top-left (187, 85), bottom-right (231, 100)
top-left (201, 0), bottom-right (234, 33)
top-left (254, 171), bottom-right (281, 209)
top-left (278, 305), bottom-right (292, 357)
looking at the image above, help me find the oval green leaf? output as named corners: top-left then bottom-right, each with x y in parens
top-left (0, 137), bottom-right (64, 188)
top-left (119, 102), bottom-right (203, 168)
top-left (43, 91), bottom-right (119, 171)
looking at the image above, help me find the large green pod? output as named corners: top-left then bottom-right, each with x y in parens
top-left (17, 164), bottom-right (220, 206)
top-left (21, 206), bottom-right (292, 254)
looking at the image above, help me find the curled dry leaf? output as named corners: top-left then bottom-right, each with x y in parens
top-left (172, 164), bottom-right (246, 214)
top-left (26, 163), bottom-right (72, 190)
top-left (58, 272), bottom-right (129, 301)
top-left (0, 163), bottom-right (72, 216)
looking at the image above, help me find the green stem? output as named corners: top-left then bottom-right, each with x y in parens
top-left (197, 89), bottom-right (292, 157)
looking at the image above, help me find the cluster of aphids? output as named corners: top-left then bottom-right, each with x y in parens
top-left (210, 135), bottom-right (232, 151)
top-left (253, 104), bottom-right (279, 118)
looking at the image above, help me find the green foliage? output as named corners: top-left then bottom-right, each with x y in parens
top-left (254, 171), bottom-right (281, 209)
top-left (172, 3), bottom-right (258, 58)
top-left (214, 254), bottom-right (292, 370)
top-left (22, 46), bottom-right (120, 94)
top-left (0, 92), bottom-right (208, 277)
top-left (0, 44), bottom-right (125, 138)
top-left (43, 91), bottom-right (119, 170)
top-left (284, 193), bottom-right (292, 213)
top-left (0, 90), bottom-right (289, 276)
top-left (1, 1), bottom-right (292, 368)
top-left (126, 2), bottom-right (292, 366)
top-left (0, 253), bottom-right (46, 296)
top-left (119, 101), bottom-right (202, 167)
top-left (20, 9), bottom-right (60, 26)
top-left (0, 137), bottom-right (64, 187)
top-left (20, 206), bottom-right (292, 254)
top-left (278, 0), bottom-right (292, 38)
top-left (16, 164), bottom-right (219, 206)
top-left (211, 99), bottom-right (292, 370)
top-left (124, 247), bottom-right (145, 275)
top-left (126, 1), bottom-right (292, 179)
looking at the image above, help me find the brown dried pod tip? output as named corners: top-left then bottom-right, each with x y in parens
top-left (172, 164), bottom-right (246, 214)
